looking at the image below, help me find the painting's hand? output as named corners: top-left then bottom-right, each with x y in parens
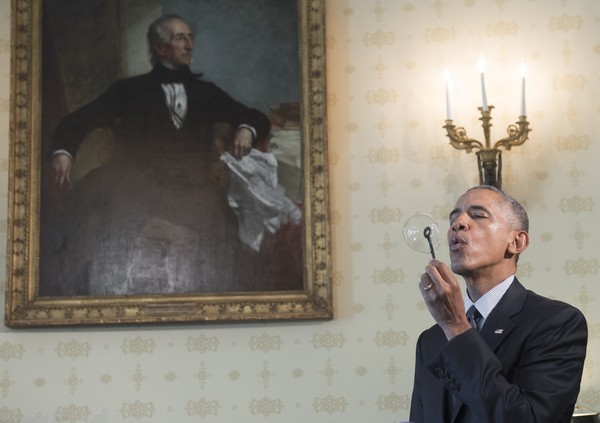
top-left (50, 153), bottom-right (72, 191)
top-left (232, 127), bottom-right (253, 158)
top-left (419, 259), bottom-right (471, 340)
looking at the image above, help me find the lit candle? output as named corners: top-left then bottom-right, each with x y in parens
top-left (478, 56), bottom-right (488, 112)
top-left (444, 68), bottom-right (452, 120)
top-left (519, 61), bottom-right (527, 116)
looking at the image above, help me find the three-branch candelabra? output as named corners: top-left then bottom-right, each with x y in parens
top-left (443, 106), bottom-right (531, 189)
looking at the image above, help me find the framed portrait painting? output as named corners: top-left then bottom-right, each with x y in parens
top-left (5, 0), bottom-right (332, 326)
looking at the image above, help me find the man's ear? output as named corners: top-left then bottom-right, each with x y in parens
top-left (508, 230), bottom-right (529, 255)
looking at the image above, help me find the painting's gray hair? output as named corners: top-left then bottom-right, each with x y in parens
top-left (147, 14), bottom-right (190, 66)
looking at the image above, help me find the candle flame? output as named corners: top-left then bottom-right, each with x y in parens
top-left (478, 55), bottom-right (486, 74)
top-left (519, 61), bottom-right (527, 78)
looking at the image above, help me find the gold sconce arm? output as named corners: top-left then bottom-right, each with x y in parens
top-left (494, 116), bottom-right (531, 151)
top-left (443, 122), bottom-right (484, 153)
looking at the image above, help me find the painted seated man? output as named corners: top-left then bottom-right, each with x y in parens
top-left (43, 15), bottom-right (276, 296)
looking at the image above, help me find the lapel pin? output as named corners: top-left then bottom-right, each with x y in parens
top-left (494, 329), bottom-right (504, 334)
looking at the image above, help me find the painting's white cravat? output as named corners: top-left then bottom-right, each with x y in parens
top-left (161, 83), bottom-right (188, 129)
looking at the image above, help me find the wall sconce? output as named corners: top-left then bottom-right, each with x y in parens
top-left (443, 60), bottom-right (531, 190)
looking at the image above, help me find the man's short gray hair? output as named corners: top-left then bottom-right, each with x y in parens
top-left (147, 14), bottom-right (190, 66)
top-left (468, 185), bottom-right (529, 233)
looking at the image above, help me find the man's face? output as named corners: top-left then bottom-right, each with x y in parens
top-left (447, 188), bottom-right (518, 276)
top-left (156, 18), bottom-right (193, 69)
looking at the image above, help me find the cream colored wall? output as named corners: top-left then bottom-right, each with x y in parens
top-left (0, 0), bottom-right (598, 421)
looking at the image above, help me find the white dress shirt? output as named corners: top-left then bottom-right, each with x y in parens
top-left (161, 83), bottom-right (187, 129)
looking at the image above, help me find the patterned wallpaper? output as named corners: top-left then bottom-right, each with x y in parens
top-left (0, 0), bottom-right (599, 422)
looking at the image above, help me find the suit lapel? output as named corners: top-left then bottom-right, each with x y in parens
top-left (480, 279), bottom-right (527, 351)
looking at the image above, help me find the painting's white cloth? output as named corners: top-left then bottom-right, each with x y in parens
top-left (221, 149), bottom-right (302, 251)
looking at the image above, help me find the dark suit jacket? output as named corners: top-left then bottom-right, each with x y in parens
top-left (52, 64), bottom-right (271, 159)
top-left (410, 279), bottom-right (587, 423)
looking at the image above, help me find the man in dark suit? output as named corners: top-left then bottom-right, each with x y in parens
top-left (42, 14), bottom-right (274, 296)
top-left (50, 13), bottom-right (270, 189)
top-left (410, 185), bottom-right (587, 422)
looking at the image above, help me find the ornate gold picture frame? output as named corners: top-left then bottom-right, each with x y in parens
top-left (5, 0), bottom-right (331, 326)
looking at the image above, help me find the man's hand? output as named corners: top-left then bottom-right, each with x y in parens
top-left (232, 127), bottom-right (253, 158)
top-left (419, 259), bottom-right (472, 340)
top-left (50, 153), bottom-right (72, 191)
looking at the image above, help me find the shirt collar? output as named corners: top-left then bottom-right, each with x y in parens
top-left (464, 275), bottom-right (515, 320)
